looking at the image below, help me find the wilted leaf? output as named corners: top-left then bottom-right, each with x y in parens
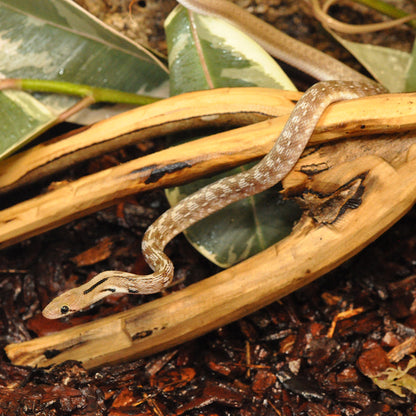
top-left (372, 355), bottom-right (416, 397)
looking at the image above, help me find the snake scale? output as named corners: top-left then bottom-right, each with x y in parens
top-left (42, 0), bottom-right (386, 319)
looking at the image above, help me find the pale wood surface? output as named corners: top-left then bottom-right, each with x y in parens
top-left (0, 88), bottom-right (298, 192)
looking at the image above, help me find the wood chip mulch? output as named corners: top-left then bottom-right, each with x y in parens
top-left (1, 0), bottom-right (416, 414)
top-left (1, 175), bottom-right (416, 414)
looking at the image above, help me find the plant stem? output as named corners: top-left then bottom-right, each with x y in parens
top-left (3, 79), bottom-right (161, 105)
top-left (353, 0), bottom-right (416, 29)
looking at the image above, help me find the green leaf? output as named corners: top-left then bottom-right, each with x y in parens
top-left (328, 31), bottom-right (412, 92)
top-left (0, 0), bottom-right (169, 159)
top-left (405, 41), bottom-right (416, 91)
top-left (0, 90), bottom-right (55, 159)
top-left (165, 5), bottom-right (295, 93)
top-left (164, 6), bottom-right (301, 268)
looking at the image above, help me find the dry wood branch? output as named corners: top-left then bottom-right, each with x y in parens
top-left (1, 89), bottom-right (415, 194)
top-left (1, 92), bottom-right (415, 250)
top-left (6, 139), bottom-right (416, 368)
top-left (0, 87), bottom-right (298, 193)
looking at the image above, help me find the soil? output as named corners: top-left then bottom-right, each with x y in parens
top-left (1, 1), bottom-right (416, 415)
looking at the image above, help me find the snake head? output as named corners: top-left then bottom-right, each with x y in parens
top-left (42, 288), bottom-right (83, 319)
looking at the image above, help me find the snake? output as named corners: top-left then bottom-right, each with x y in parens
top-left (42, 0), bottom-right (387, 319)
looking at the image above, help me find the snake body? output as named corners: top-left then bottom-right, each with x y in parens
top-left (42, 1), bottom-right (386, 319)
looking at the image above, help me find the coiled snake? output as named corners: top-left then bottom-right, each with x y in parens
top-left (42, 1), bottom-right (386, 319)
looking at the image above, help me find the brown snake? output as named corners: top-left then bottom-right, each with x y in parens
top-left (42, 1), bottom-right (387, 319)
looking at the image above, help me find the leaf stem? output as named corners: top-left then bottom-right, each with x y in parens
top-left (353, 0), bottom-right (416, 29)
top-left (0, 79), bottom-right (161, 105)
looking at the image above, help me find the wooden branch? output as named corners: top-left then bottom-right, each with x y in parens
top-left (1, 92), bottom-right (416, 250)
top-left (6, 139), bottom-right (416, 368)
top-left (1, 89), bottom-right (415, 194)
top-left (0, 87), bottom-right (298, 193)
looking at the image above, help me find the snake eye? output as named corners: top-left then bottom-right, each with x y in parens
top-left (60, 305), bottom-right (70, 315)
